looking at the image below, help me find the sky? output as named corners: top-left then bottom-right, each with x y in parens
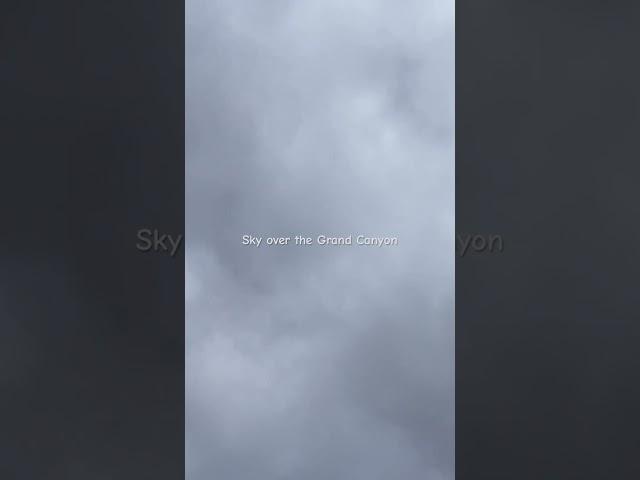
top-left (186, 1), bottom-right (454, 478)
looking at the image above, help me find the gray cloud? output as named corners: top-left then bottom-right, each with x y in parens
top-left (186, 1), bottom-right (454, 478)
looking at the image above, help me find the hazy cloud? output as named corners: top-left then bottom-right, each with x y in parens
top-left (186, 1), bottom-right (454, 478)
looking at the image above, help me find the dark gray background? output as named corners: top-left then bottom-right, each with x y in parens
top-left (457, 1), bottom-right (640, 478)
top-left (1, 1), bottom-right (184, 477)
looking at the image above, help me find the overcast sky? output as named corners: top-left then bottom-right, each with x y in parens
top-left (186, 1), bottom-right (454, 478)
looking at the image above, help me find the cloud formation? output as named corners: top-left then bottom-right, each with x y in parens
top-left (186, 1), bottom-right (454, 478)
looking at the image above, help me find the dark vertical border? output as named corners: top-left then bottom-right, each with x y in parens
top-left (1, 2), bottom-right (184, 477)
top-left (457, 2), bottom-right (640, 478)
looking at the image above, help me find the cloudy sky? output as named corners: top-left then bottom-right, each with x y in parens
top-left (186, 1), bottom-right (454, 478)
